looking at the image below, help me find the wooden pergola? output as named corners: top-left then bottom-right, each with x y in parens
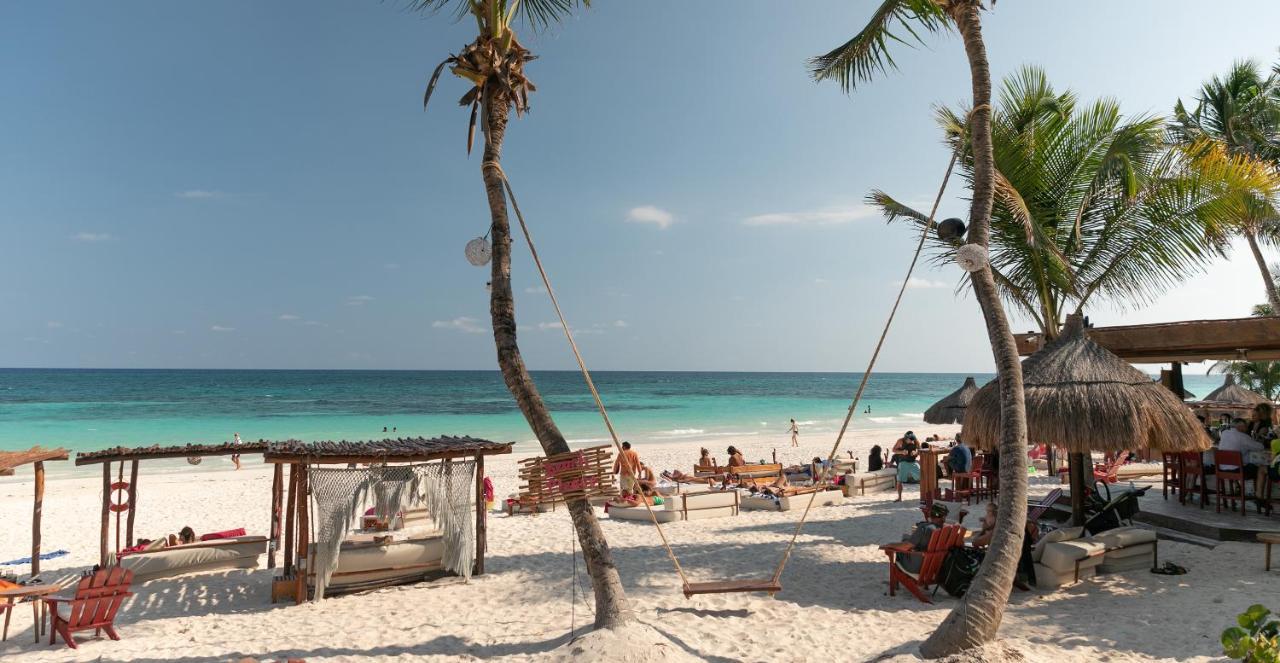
top-left (262, 436), bottom-right (512, 605)
top-left (0, 446), bottom-right (69, 575)
top-left (75, 441), bottom-right (270, 567)
top-left (1015, 316), bottom-right (1280, 396)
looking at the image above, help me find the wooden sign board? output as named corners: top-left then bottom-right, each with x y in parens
top-left (516, 445), bottom-right (618, 505)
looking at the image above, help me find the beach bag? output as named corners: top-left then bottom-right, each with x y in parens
top-left (940, 547), bottom-right (985, 598)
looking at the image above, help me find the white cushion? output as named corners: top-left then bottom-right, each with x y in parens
top-left (1033, 528), bottom-right (1075, 562)
top-left (1039, 539), bottom-right (1107, 573)
top-left (1034, 563), bottom-right (1096, 590)
top-left (1104, 542), bottom-right (1155, 560)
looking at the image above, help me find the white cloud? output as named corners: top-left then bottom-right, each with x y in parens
top-left (626, 205), bottom-right (675, 229)
top-left (71, 232), bottom-right (113, 242)
top-left (46, 321), bottom-right (64, 328)
top-left (278, 314), bottom-right (301, 321)
top-left (345, 295), bottom-right (375, 306)
top-left (896, 277), bottom-right (951, 289)
top-left (302, 320), bottom-right (327, 327)
top-left (525, 286), bottom-right (548, 295)
top-left (211, 325), bottom-right (236, 332)
top-left (174, 190), bottom-right (226, 199)
top-left (742, 205), bottom-right (877, 227)
top-left (432, 317), bottom-right (487, 334)
top-left (613, 320), bottom-right (629, 328)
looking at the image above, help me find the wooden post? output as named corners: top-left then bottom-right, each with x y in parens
top-left (1170, 362), bottom-right (1185, 399)
top-left (125, 460), bottom-right (139, 548)
top-left (268, 463), bottom-right (283, 570)
top-left (475, 454), bottom-right (485, 576)
top-left (283, 463), bottom-right (297, 575)
top-left (1069, 452), bottom-right (1088, 527)
top-left (294, 464), bottom-right (309, 605)
top-left (100, 462), bottom-right (111, 567)
top-left (32, 461), bottom-right (44, 576)
top-left (919, 448), bottom-right (939, 507)
top-left (114, 462), bottom-right (124, 557)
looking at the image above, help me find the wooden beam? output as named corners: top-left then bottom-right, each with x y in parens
top-left (1015, 316), bottom-right (1280, 362)
top-left (263, 448), bottom-right (512, 465)
top-left (100, 462), bottom-right (111, 567)
top-left (125, 460), bottom-right (139, 548)
top-left (475, 454), bottom-right (485, 576)
top-left (295, 464), bottom-right (309, 605)
top-left (268, 462), bottom-right (283, 570)
top-left (75, 446), bottom-right (265, 465)
top-left (32, 461), bottom-right (44, 576)
top-left (283, 463), bottom-right (297, 575)
top-left (1069, 453), bottom-right (1087, 528)
top-left (114, 462), bottom-right (124, 558)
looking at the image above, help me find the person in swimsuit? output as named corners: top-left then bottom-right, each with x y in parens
top-left (789, 419), bottom-right (800, 447)
top-left (894, 431), bottom-right (921, 502)
top-left (232, 432), bottom-right (243, 470)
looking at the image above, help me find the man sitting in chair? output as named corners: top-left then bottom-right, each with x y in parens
top-left (898, 503), bottom-right (949, 574)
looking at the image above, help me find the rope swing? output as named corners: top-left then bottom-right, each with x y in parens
top-left (486, 143), bottom-right (960, 597)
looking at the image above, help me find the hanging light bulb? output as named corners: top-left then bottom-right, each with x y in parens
top-left (955, 244), bottom-right (988, 272)
top-left (465, 237), bottom-right (491, 266)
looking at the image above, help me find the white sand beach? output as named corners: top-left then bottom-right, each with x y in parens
top-left (1, 428), bottom-right (1275, 662)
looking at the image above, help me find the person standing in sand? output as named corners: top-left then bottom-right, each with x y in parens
top-left (231, 432), bottom-right (243, 470)
top-left (612, 441), bottom-right (642, 496)
top-left (893, 431), bottom-right (920, 502)
top-left (789, 419), bottom-right (799, 447)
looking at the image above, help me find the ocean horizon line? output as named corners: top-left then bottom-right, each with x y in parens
top-left (0, 366), bottom-right (999, 375)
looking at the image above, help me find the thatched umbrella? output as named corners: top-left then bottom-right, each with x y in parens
top-left (1202, 374), bottom-right (1268, 405)
top-left (924, 376), bottom-right (979, 425)
top-left (964, 314), bottom-right (1211, 525)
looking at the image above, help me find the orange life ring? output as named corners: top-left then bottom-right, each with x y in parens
top-left (109, 481), bottom-right (132, 513)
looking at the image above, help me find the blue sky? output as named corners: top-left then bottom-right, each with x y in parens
top-left (3, 1), bottom-right (1279, 372)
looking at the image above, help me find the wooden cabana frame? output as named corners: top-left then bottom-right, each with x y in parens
top-left (1015, 316), bottom-right (1280, 364)
top-left (0, 446), bottom-right (69, 575)
top-left (75, 441), bottom-right (270, 567)
top-left (262, 436), bottom-right (512, 605)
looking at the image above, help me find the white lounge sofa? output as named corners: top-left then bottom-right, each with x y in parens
top-left (117, 535), bottom-right (268, 582)
top-left (607, 490), bottom-right (739, 523)
top-left (741, 489), bottom-right (845, 512)
top-left (843, 468), bottom-right (898, 496)
top-left (1032, 526), bottom-right (1107, 590)
top-left (1089, 526), bottom-right (1158, 573)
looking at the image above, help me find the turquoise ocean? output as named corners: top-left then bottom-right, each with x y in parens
top-left (0, 369), bottom-right (1224, 476)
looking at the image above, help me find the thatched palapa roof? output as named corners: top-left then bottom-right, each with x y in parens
top-left (1201, 374), bottom-right (1269, 406)
top-left (77, 440), bottom-right (271, 465)
top-left (964, 315), bottom-right (1211, 454)
top-left (924, 377), bottom-right (979, 424)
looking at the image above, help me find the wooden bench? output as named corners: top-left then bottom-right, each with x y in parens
top-left (1261, 532), bottom-right (1280, 571)
top-left (727, 463), bottom-right (783, 488)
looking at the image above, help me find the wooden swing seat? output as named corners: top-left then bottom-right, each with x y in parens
top-left (682, 579), bottom-right (782, 598)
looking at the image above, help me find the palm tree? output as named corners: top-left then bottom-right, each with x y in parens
top-left (414, 0), bottom-right (631, 630)
top-left (872, 66), bottom-right (1276, 339)
top-left (810, 1), bottom-right (1028, 657)
top-left (1171, 60), bottom-right (1280, 313)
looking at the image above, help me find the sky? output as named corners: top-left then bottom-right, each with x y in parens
top-left (2, 0), bottom-right (1279, 373)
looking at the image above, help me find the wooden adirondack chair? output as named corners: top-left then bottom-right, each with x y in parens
top-left (879, 524), bottom-right (965, 603)
top-left (1092, 454), bottom-right (1127, 484)
top-left (42, 567), bottom-right (133, 649)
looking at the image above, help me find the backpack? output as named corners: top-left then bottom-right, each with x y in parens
top-left (939, 547), bottom-right (986, 598)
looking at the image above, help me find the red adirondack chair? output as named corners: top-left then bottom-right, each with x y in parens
top-left (42, 567), bottom-right (133, 649)
top-left (879, 524), bottom-right (965, 603)
top-left (1093, 454), bottom-right (1127, 484)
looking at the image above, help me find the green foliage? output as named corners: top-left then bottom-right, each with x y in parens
top-left (808, 0), bottom-right (950, 93)
top-left (1222, 604), bottom-right (1280, 662)
top-left (870, 66), bottom-right (1272, 335)
top-left (410, 0), bottom-right (590, 32)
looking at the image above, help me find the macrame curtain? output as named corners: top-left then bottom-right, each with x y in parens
top-left (308, 460), bottom-right (476, 600)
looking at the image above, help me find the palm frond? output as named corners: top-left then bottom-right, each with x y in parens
top-left (409, 0), bottom-right (589, 31)
top-left (808, 0), bottom-right (950, 93)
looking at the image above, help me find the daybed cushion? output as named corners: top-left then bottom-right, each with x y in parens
top-left (607, 505), bottom-right (681, 523)
top-left (118, 535), bottom-right (267, 582)
top-left (1039, 539), bottom-right (1106, 573)
top-left (200, 527), bottom-right (247, 541)
top-left (1034, 563), bottom-right (1096, 590)
top-left (326, 533), bottom-right (445, 589)
top-left (741, 490), bottom-right (844, 512)
top-left (662, 491), bottom-right (739, 511)
top-left (1088, 526), bottom-right (1157, 549)
top-left (1032, 527), bottom-right (1083, 563)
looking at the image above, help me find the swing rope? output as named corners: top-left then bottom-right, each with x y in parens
top-left (769, 148), bottom-right (958, 585)
top-left (485, 137), bottom-right (960, 594)
top-left (483, 160), bottom-right (691, 589)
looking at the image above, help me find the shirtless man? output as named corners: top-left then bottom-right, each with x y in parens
top-left (612, 441), bottom-right (642, 495)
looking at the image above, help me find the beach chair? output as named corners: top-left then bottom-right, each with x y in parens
top-left (1027, 488), bottom-right (1064, 523)
top-left (879, 524), bottom-right (965, 603)
top-left (42, 567), bottom-right (133, 649)
top-left (1092, 454), bottom-right (1126, 484)
top-left (1213, 450), bottom-right (1247, 517)
top-left (1161, 452), bottom-right (1181, 500)
top-left (949, 455), bottom-right (984, 504)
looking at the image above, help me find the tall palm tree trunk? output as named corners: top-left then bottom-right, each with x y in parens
top-left (921, 1), bottom-right (1029, 657)
top-left (480, 87), bottom-right (632, 630)
top-left (1245, 229), bottom-right (1280, 314)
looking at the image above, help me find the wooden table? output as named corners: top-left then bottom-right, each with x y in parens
top-left (0, 583), bottom-right (60, 643)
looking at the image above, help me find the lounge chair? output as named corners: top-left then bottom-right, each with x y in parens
top-left (879, 524), bottom-right (965, 603)
top-left (43, 567), bottom-right (133, 649)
